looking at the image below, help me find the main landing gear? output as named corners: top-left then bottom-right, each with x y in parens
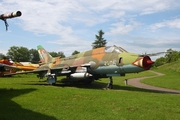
top-left (46, 74), bottom-right (57, 85)
top-left (106, 76), bottom-right (113, 89)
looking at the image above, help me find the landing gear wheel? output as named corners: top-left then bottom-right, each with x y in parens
top-left (106, 77), bottom-right (113, 89)
top-left (47, 74), bottom-right (57, 85)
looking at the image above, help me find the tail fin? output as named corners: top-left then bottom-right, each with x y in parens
top-left (37, 45), bottom-right (53, 63)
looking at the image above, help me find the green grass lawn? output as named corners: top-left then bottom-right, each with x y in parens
top-left (142, 60), bottom-right (180, 90)
top-left (1, 72), bottom-right (180, 120)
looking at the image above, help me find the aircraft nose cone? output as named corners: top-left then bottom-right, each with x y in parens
top-left (146, 59), bottom-right (154, 65)
top-left (143, 57), bottom-right (154, 70)
top-left (132, 56), bottom-right (154, 70)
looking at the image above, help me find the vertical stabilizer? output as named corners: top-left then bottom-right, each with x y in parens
top-left (37, 45), bottom-right (53, 63)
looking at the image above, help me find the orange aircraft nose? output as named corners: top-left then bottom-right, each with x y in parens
top-left (132, 56), bottom-right (154, 70)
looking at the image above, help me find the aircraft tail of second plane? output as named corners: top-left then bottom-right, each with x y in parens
top-left (37, 45), bottom-right (53, 64)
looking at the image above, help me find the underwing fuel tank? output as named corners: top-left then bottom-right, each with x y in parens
top-left (70, 73), bottom-right (92, 79)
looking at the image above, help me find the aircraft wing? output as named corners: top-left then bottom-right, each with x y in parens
top-left (4, 62), bottom-right (92, 77)
top-left (4, 65), bottom-right (65, 76)
top-left (0, 63), bottom-right (21, 70)
top-left (3, 67), bottom-right (48, 76)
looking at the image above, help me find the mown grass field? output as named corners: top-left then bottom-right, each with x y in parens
top-left (142, 60), bottom-right (180, 90)
top-left (0, 69), bottom-right (180, 120)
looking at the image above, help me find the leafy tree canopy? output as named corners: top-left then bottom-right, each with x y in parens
top-left (0, 53), bottom-right (5, 59)
top-left (72, 50), bottom-right (80, 55)
top-left (29, 49), bottom-right (40, 63)
top-left (49, 51), bottom-right (65, 58)
top-left (7, 46), bottom-right (30, 62)
top-left (6, 46), bottom-right (39, 62)
top-left (154, 49), bottom-right (180, 67)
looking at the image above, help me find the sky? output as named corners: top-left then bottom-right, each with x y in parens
top-left (0, 0), bottom-right (180, 60)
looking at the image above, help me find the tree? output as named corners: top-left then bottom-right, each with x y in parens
top-left (154, 57), bottom-right (166, 67)
top-left (92, 29), bottom-right (107, 49)
top-left (49, 52), bottom-right (59, 57)
top-left (49, 51), bottom-right (65, 58)
top-left (165, 49), bottom-right (180, 63)
top-left (0, 53), bottom-right (5, 59)
top-left (154, 49), bottom-right (180, 67)
top-left (7, 46), bottom-right (30, 62)
top-left (29, 49), bottom-right (40, 63)
top-left (72, 50), bottom-right (80, 55)
top-left (57, 52), bottom-right (65, 58)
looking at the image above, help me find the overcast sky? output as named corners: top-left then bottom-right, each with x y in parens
top-left (0, 0), bottom-right (180, 60)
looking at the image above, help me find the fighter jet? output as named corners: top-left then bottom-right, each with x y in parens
top-left (6, 45), bottom-right (154, 88)
top-left (7, 45), bottom-right (155, 88)
top-left (0, 58), bottom-right (38, 76)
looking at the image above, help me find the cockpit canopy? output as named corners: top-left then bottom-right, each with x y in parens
top-left (105, 45), bottom-right (128, 53)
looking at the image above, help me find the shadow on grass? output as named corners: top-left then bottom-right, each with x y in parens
top-left (22, 80), bottom-right (179, 95)
top-left (0, 88), bottom-right (57, 120)
top-left (56, 81), bottom-right (180, 94)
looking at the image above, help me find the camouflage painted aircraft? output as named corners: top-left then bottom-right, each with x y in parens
top-left (0, 63), bottom-right (19, 76)
top-left (0, 58), bottom-right (38, 76)
top-left (0, 57), bottom-right (19, 76)
top-left (13, 62), bottom-right (39, 71)
top-left (0, 11), bottom-right (22, 30)
top-left (0, 11), bottom-right (22, 76)
top-left (6, 45), bottom-right (155, 89)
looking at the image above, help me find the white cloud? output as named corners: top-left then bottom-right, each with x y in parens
top-left (140, 0), bottom-right (171, 15)
top-left (91, 0), bottom-right (180, 15)
top-left (107, 21), bottom-right (140, 35)
top-left (108, 22), bottom-right (134, 35)
top-left (1, 0), bottom-right (179, 34)
top-left (150, 18), bottom-right (180, 30)
top-left (102, 11), bottom-right (125, 19)
top-left (1, 0), bottom-right (180, 58)
top-left (47, 34), bottom-right (92, 56)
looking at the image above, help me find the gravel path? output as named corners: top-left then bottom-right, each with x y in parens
top-left (128, 71), bottom-right (180, 94)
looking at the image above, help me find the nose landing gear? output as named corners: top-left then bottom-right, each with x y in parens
top-left (106, 76), bottom-right (113, 89)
